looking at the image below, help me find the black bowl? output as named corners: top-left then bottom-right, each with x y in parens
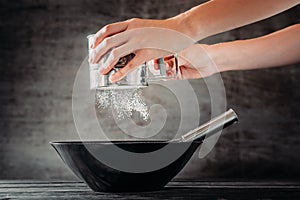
top-left (51, 140), bottom-right (202, 192)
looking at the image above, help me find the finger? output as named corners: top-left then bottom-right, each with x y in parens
top-left (165, 60), bottom-right (177, 78)
top-left (100, 45), bottom-right (135, 75)
top-left (164, 58), bottom-right (174, 70)
top-left (99, 56), bottom-right (119, 75)
top-left (151, 55), bottom-right (176, 77)
top-left (92, 21), bottom-right (128, 49)
top-left (109, 53), bottom-right (145, 83)
top-left (153, 59), bottom-right (160, 70)
top-left (153, 53), bottom-right (172, 70)
top-left (176, 54), bottom-right (188, 80)
top-left (148, 59), bottom-right (160, 75)
top-left (178, 65), bottom-right (186, 80)
top-left (164, 54), bottom-right (175, 61)
top-left (90, 33), bottom-right (128, 64)
top-left (176, 52), bottom-right (197, 80)
top-left (164, 54), bottom-right (186, 79)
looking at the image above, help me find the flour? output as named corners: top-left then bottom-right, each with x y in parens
top-left (96, 88), bottom-right (149, 120)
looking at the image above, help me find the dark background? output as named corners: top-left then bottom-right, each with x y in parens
top-left (0, 0), bottom-right (300, 180)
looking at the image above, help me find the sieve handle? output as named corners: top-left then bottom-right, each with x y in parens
top-left (179, 109), bottom-right (238, 142)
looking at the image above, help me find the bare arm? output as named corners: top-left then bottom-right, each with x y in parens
top-left (173, 0), bottom-right (300, 40)
top-left (160, 24), bottom-right (300, 80)
top-left (89, 0), bottom-right (300, 82)
top-left (208, 24), bottom-right (300, 72)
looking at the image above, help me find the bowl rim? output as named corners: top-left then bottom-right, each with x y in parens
top-left (49, 140), bottom-right (202, 145)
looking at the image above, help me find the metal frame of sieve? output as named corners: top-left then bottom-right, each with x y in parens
top-left (96, 53), bottom-right (180, 90)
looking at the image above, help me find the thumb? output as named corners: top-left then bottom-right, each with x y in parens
top-left (109, 53), bottom-right (145, 83)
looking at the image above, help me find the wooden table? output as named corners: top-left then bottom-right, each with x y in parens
top-left (1, 180), bottom-right (300, 200)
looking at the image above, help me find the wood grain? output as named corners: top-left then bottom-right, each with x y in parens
top-left (1, 180), bottom-right (300, 200)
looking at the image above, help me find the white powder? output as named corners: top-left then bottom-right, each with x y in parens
top-left (95, 88), bottom-right (149, 120)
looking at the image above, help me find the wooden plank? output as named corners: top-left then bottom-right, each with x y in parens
top-left (0, 183), bottom-right (86, 189)
top-left (1, 180), bottom-right (300, 200)
top-left (2, 189), bottom-right (300, 200)
top-left (168, 180), bottom-right (300, 188)
top-left (2, 180), bottom-right (300, 190)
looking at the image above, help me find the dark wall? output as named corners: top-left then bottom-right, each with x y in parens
top-left (0, 0), bottom-right (300, 180)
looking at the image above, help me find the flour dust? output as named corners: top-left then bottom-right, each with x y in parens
top-left (95, 88), bottom-right (149, 120)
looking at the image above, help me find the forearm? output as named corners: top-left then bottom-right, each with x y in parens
top-left (207, 24), bottom-right (300, 72)
top-left (171, 0), bottom-right (300, 40)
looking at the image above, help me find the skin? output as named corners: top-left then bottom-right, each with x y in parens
top-left (163, 24), bottom-right (300, 80)
top-left (88, 0), bottom-right (300, 82)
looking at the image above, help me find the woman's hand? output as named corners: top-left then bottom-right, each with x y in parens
top-left (157, 44), bottom-right (219, 80)
top-left (87, 0), bottom-right (299, 83)
top-left (88, 18), bottom-right (195, 82)
top-left (161, 24), bottom-right (300, 80)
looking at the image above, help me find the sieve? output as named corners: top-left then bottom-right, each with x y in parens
top-left (87, 35), bottom-right (179, 90)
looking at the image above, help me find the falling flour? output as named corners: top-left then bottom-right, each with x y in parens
top-left (95, 88), bottom-right (149, 120)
